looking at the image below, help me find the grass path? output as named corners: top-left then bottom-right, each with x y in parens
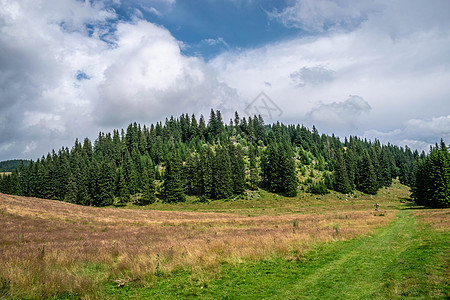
top-left (273, 210), bottom-right (445, 299)
top-left (126, 210), bottom-right (448, 299)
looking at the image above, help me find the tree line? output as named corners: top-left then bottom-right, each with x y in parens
top-left (411, 140), bottom-right (449, 208)
top-left (0, 109), bottom-right (421, 206)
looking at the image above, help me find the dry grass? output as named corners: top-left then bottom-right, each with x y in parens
top-left (413, 209), bottom-right (450, 232)
top-left (0, 187), bottom-right (402, 299)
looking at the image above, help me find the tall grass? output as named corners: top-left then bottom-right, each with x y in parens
top-left (0, 182), bottom-right (409, 299)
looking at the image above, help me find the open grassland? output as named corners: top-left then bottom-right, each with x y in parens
top-left (0, 180), bottom-right (448, 299)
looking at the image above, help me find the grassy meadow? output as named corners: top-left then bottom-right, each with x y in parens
top-left (0, 180), bottom-right (448, 299)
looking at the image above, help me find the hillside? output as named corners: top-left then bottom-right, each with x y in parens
top-left (0, 159), bottom-right (30, 172)
top-left (0, 181), bottom-right (448, 299)
top-left (0, 110), bottom-right (420, 206)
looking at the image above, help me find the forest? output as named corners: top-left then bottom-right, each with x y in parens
top-left (0, 109), bottom-right (445, 207)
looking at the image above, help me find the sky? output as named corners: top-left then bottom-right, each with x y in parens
top-left (1, 0), bottom-right (449, 161)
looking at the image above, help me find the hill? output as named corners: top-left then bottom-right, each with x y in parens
top-left (0, 110), bottom-right (420, 206)
top-left (0, 159), bottom-right (30, 172)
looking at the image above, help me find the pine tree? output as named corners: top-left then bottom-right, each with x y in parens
top-left (163, 151), bottom-right (185, 203)
top-left (96, 161), bottom-right (115, 206)
top-left (344, 148), bottom-right (356, 189)
top-left (202, 147), bottom-right (214, 198)
top-left (116, 167), bottom-right (130, 206)
top-left (379, 148), bottom-right (393, 187)
top-left (249, 143), bottom-right (259, 190)
top-left (280, 143), bottom-right (298, 197)
top-left (413, 141), bottom-right (450, 208)
top-left (229, 144), bottom-right (245, 195)
top-left (333, 150), bottom-right (352, 194)
top-left (139, 168), bottom-right (156, 205)
top-left (65, 175), bottom-right (78, 203)
top-left (213, 146), bottom-right (233, 199)
top-left (357, 151), bottom-right (379, 195)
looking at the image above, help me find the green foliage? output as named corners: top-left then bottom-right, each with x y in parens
top-left (0, 110), bottom-right (422, 205)
top-left (412, 141), bottom-right (450, 208)
top-left (357, 151), bottom-right (379, 195)
top-left (333, 150), bottom-right (352, 194)
top-left (261, 142), bottom-right (298, 196)
top-left (139, 168), bottom-right (156, 205)
top-left (163, 151), bottom-right (185, 203)
top-left (0, 160), bottom-right (30, 172)
top-left (308, 180), bottom-right (329, 195)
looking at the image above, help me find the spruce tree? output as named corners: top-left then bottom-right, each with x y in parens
top-left (280, 144), bottom-right (298, 197)
top-left (417, 141), bottom-right (450, 208)
top-left (213, 146), bottom-right (233, 199)
top-left (116, 167), bottom-right (130, 205)
top-left (163, 151), bottom-right (185, 203)
top-left (229, 144), bottom-right (245, 195)
top-left (96, 161), bottom-right (115, 206)
top-left (357, 151), bottom-right (379, 195)
top-left (139, 168), bottom-right (156, 205)
top-left (333, 150), bottom-right (352, 194)
top-left (249, 143), bottom-right (259, 190)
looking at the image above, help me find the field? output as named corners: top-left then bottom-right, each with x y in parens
top-left (0, 180), bottom-right (448, 299)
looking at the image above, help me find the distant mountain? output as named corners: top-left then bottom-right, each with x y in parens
top-left (0, 160), bottom-right (30, 172)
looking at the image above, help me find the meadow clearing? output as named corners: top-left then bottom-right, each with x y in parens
top-left (0, 180), bottom-right (448, 299)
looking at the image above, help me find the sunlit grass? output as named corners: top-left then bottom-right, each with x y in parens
top-left (0, 180), bottom-right (430, 299)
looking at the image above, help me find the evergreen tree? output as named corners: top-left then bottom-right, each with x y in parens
top-left (116, 167), bottom-right (130, 206)
top-left (344, 148), bottom-right (356, 189)
top-left (357, 151), bottom-right (379, 195)
top-left (96, 161), bottom-right (115, 206)
top-left (163, 151), bottom-right (185, 203)
top-left (65, 175), bottom-right (78, 203)
top-left (139, 168), bottom-right (156, 205)
top-left (279, 143), bottom-right (298, 196)
top-left (201, 147), bottom-right (214, 198)
top-left (213, 146), bottom-right (233, 199)
top-left (333, 150), bottom-right (352, 194)
top-left (229, 144), bottom-right (245, 194)
top-left (249, 143), bottom-right (259, 190)
top-left (412, 141), bottom-right (449, 208)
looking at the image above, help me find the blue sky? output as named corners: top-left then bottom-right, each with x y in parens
top-left (0, 0), bottom-right (450, 160)
top-left (110, 0), bottom-right (303, 59)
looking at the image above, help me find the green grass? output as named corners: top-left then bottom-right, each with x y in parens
top-left (102, 210), bottom-right (449, 299)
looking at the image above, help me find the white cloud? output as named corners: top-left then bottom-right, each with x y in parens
top-left (211, 0), bottom-right (450, 144)
top-left (306, 95), bottom-right (371, 127)
top-left (268, 0), bottom-right (376, 32)
top-left (1, 0), bottom-right (449, 161)
top-left (405, 115), bottom-right (450, 136)
top-left (95, 21), bottom-right (238, 125)
top-left (0, 0), bottom-right (235, 160)
top-left (363, 115), bottom-right (450, 152)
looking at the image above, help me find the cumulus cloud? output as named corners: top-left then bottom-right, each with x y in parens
top-left (212, 0), bottom-right (450, 144)
top-left (0, 0), bottom-right (236, 160)
top-left (1, 0), bottom-right (450, 161)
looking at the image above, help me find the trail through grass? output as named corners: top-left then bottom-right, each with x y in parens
top-left (273, 210), bottom-right (448, 299)
top-left (110, 210), bottom-right (448, 299)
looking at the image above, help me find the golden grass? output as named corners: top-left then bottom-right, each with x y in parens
top-left (413, 209), bottom-right (450, 232)
top-left (0, 184), bottom-right (406, 299)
